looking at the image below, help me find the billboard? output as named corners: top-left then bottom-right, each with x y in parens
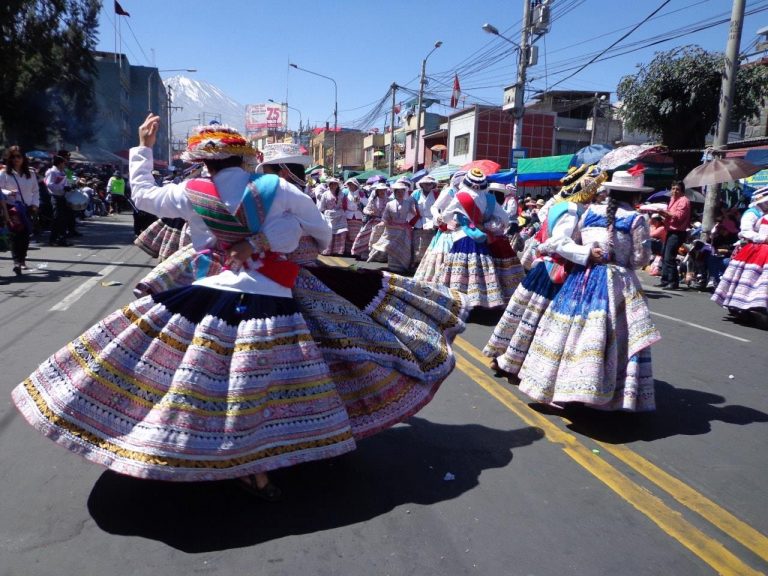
top-left (245, 103), bottom-right (286, 131)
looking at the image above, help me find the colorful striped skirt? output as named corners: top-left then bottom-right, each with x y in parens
top-left (517, 264), bottom-right (660, 412)
top-left (134, 218), bottom-right (189, 261)
top-left (483, 260), bottom-right (562, 376)
top-left (712, 243), bottom-right (768, 312)
top-left (350, 217), bottom-right (380, 260)
top-left (437, 236), bottom-right (508, 309)
top-left (369, 224), bottom-right (412, 272)
top-left (413, 230), bottom-right (453, 284)
top-left (14, 269), bottom-right (467, 481)
top-left (345, 219), bottom-right (363, 255)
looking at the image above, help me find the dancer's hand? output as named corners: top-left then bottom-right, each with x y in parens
top-left (588, 246), bottom-right (604, 263)
top-left (139, 114), bottom-right (161, 148)
top-left (227, 240), bottom-right (253, 269)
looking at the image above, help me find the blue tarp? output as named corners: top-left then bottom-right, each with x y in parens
top-left (487, 169), bottom-right (517, 185)
top-left (744, 149), bottom-right (768, 167)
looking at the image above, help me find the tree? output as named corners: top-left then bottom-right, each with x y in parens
top-left (0, 0), bottom-right (100, 149)
top-left (617, 46), bottom-right (768, 152)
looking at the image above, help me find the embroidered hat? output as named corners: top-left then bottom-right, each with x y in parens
top-left (749, 186), bottom-right (768, 207)
top-left (488, 182), bottom-right (507, 193)
top-left (255, 142), bottom-right (312, 174)
top-left (182, 125), bottom-right (256, 162)
top-left (460, 168), bottom-right (488, 192)
top-left (602, 169), bottom-right (653, 193)
top-left (560, 164), bottom-right (588, 186)
top-left (558, 165), bottom-right (608, 204)
top-left (451, 170), bottom-right (467, 189)
top-left (505, 183), bottom-right (517, 196)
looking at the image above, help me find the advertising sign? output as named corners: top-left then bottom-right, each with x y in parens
top-left (245, 103), bottom-right (286, 131)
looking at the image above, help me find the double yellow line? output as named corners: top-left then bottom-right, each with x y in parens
top-left (454, 336), bottom-right (768, 576)
top-left (320, 255), bottom-right (768, 574)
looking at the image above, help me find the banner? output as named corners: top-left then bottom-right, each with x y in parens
top-left (245, 103), bottom-right (286, 131)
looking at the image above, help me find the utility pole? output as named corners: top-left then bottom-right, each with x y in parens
top-left (389, 82), bottom-right (398, 177)
top-left (166, 86), bottom-right (183, 167)
top-left (414, 41), bottom-right (442, 175)
top-left (590, 93), bottom-right (599, 145)
top-left (513, 0), bottom-right (532, 149)
top-left (702, 0), bottom-right (745, 241)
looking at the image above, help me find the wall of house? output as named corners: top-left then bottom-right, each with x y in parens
top-left (520, 112), bottom-right (556, 158)
top-left (448, 111), bottom-right (476, 165)
top-left (474, 109), bottom-right (516, 168)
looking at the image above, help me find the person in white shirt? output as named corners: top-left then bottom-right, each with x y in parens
top-left (317, 177), bottom-right (347, 255)
top-left (45, 154), bottom-right (71, 246)
top-left (368, 179), bottom-right (417, 272)
top-left (0, 146), bottom-right (39, 275)
top-left (411, 175), bottom-right (440, 267)
top-left (342, 178), bottom-right (366, 254)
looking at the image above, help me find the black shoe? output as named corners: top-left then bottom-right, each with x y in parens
top-left (13, 266), bottom-right (22, 276)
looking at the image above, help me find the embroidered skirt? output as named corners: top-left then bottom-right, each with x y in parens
top-left (369, 225), bottom-right (412, 272)
top-left (134, 218), bottom-right (189, 261)
top-left (15, 267), bottom-right (467, 481)
top-left (712, 243), bottom-right (768, 312)
top-left (437, 236), bottom-right (508, 309)
top-left (483, 261), bottom-right (562, 376)
top-left (413, 230), bottom-right (453, 284)
top-left (321, 210), bottom-right (348, 256)
top-left (517, 264), bottom-right (661, 412)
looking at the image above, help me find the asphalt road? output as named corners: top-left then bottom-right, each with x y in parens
top-left (1, 215), bottom-right (766, 576)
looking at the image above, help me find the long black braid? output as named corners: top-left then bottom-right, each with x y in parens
top-left (604, 194), bottom-right (619, 262)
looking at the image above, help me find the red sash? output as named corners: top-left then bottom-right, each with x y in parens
top-left (456, 192), bottom-right (483, 228)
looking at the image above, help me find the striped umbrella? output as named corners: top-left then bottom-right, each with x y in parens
top-left (428, 163), bottom-right (460, 182)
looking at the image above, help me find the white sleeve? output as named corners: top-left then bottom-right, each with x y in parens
top-left (129, 146), bottom-right (193, 219)
top-left (493, 200), bottom-right (510, 229)
top-left (545, 205), bottom-right (590, 266)
top-left (738, 211), bottom-right (761, 242)
top-left (281, 181), bottom-right (332, 250)
top-left (431, 188), bottom-right (452, 220)
top-left (24, 173), bottom-right (40, 207)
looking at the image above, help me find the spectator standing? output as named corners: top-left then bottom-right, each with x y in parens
top-left (0, 146), bottom-right (39, 275)
top-left (45, 154), bottom-right (71, 246)
top-left (658, 180), bottom-right (691, 290)
top-left (107, 170), bottom-right (126, 213)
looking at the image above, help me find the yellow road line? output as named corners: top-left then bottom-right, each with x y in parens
top-left (597, 442), bottom-right (768, 564)
top-left (454, 342), bottom-right (764, 576)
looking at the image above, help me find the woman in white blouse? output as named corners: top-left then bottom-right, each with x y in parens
top-left (0, 146), bottom-right (39, 275)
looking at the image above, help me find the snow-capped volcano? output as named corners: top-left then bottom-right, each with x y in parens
top-left (164, 75), bottom-right (245, 132)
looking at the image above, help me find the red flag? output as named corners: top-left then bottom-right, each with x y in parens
top-left (114, 1), bottom-right (130, 16)
top-left (450, 74), bottom-right (461, 108)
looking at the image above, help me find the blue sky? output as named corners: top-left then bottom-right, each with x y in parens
top-left (98, 0), bottom-right (768, 131)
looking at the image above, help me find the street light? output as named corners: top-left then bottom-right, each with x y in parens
top-left (414, 41), bottom-right (442, 174)
top-left (268, 99), bottom-right (303, 141)
top-left (481, 23), bottom-right (521, 49)
top-left (290, 62), bottom-right (338, 173)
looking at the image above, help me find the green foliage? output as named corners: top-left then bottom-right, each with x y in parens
top-left (617, 46), bottom-right (768, 150)
top-left (0, 0), bottom-right (101, 149)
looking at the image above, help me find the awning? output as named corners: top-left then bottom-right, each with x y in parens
top-left (428, 163), bottom-right (460, 181)
top-left (487, 169), bottom-right (516, 185)
top-left (353, 169), bottom-right (388, 182)
top-left (516, 154), bottom-right (573, 186)
top-left (745, 149), bottom-right (768, 167)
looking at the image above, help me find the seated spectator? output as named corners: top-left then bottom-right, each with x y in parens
top-left (649, 213), bottom-right (667, 256)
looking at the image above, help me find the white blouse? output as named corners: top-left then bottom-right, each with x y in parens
top-left (0, 169), bottom-right (40, 207)
top-left (129, 146), bottom-right (331, 297)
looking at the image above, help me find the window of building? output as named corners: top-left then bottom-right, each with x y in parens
top-left (454, 133), bottom-right (470, 155)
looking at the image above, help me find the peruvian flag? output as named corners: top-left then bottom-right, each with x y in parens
top-left (450, 74), bottom-right (461, 108)
top-left (114, 1), bottom-right (130, 16)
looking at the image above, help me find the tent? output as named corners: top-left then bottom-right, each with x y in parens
top-left (516, 154), bottom-right (573, 187)
top-left (353, 169), bottom-right (389, 182)
top-left (744, 149), bottom-right (768, 168)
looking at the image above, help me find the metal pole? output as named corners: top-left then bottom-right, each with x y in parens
top-left (167, 85), bottom-right (173, 166)
top-left (414, 58), bottom-right (427, 174)
top-left (147, 70), bottom-right (155, 112)
top-left (702, 0), bottom-right (745, 241)
top-left (590, 93), bottom-right (598, 145)
top-left (513, 0), bottom-right (532, 149)
top-left (389, 82), bottom-right (397, 177)
top-left (333, 86), bottom-right (338, 175)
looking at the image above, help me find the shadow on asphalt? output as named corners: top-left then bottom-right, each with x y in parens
top-left (531, 380), bottom-right (768, 443)
top-left (468, 307), bottom-right (505, 326)
top-left (0, 269), bottom-right (100, 286)
top-left (86, 417), bottom-right (544, 552)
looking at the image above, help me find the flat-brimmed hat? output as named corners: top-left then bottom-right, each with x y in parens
top-left (392, 179), bottom-right (409, 190)
top-left (749, 186), bottom-right (768, 207)
top-left (488, 182), bottom-right (507, 193)
top-left (602, 170), bottom-right (653, 193)
top-left (344, 178), bottom-right (360, 189)
top-left (418, 175), bottom-right (437, 186)
top-left (255, 142), bottom-right (312, 174)
top-left (182, 125), bottom-right (256, 162)
top-left (326, 177), bottom-right (340, 185)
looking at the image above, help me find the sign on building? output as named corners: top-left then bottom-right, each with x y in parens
top-left (245, 103), bottom-right (286, 131)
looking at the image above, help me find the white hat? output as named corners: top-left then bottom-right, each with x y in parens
top-left (418, 175), bottom-right (437, 186)
top-left (374, 182), bottom-right (389, 191)
top-left (326, 177), bottom-right (340, 185)
top-left (344, 178), bottom-right (360, 188)
top-left (255, 142), bottom-right (312, 174)
top-left (602, 170), bottom-right (653, 193)
top-left (392, 179), bottom-right (409, 190)
top-left (749, 186), bottom-right (768, 207)
top-left (488, 182), bottom-right (507, 193)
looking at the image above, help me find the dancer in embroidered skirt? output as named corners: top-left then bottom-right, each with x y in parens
top-left (318, 177), bottom-right (347, 255)
top-left (484, 166), bottom-right (607, 379)
top-left (414, 171), bottom-right (465, 283)
top-left (351, 183), bottom-right (388, 260)
top-left (13, 116), bottom-right (468, 498)
top-left (342, 179), bottom-right (366, 255)
top-left (367, 180), bottom-right (417, 273)
top-left (712, 186), bottom-right (768, 315)
top-left (516, 170), bottom-right (661, 412)
top-left (435, 169), bottom-right (521, 309)
top-left (411, 176), bottom-right (440, 268)
top-left (135, 217), bottom-right (191, 261)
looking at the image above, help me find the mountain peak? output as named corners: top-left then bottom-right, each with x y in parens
top-left (164, 75), bottom-right (245, 132)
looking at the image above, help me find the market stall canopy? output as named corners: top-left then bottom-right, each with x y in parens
top-left (569, 144), bottom-right (612, 168)
top-left (744, 169), bottom-right (768, 188)
top-left (461, 159), bottom-right (500, 175)
top-left (428, 163), bottom-right (460, 181)
top-left (516, 154), bottom-right (573, 187)
top-left (388, 172), bottom-right (412, 183)
top-left (744, 149), bottom-right (768, 168)
top-left (683, 157), bottom-right (760, 188)
top-left (487, 169), bottom-right (517, 185)
top-left (26, 150), bottom-right (51, 160)
top-left (353, 169), bottom-right (388, 182)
